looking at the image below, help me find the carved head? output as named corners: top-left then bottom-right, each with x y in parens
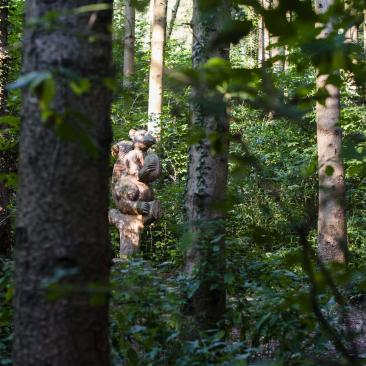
top-left (129, 129), bottom-right (156, 151)
top-left (112, 140), bottom-right (134, 159)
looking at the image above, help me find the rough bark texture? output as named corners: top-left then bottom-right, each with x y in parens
top-left (0, 0), bottom-right (8, 114)
top-left (185, 0), bottom-right (230, 330)
top-left (147, 0), bottom-right (167, 136)
top-left (123, 0), bottom-right (135, 89)
top-left (167, 0), bottom-right (181, 41)
top-left (14, 1), bottom-right (113, 365)
top-left (315, 0), bottom-right (347, 263)
top-left (0, 0), bottom-right (10, 256)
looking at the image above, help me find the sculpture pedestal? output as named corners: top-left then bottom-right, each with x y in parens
top-left (109, 209), bottom-right (143, 256)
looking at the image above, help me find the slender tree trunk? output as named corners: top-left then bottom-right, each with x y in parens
top-left (185, 0), bottom-right (230, 330)
top-left (14, 1), bottom-right (113, 364)
top-left (123, 0), bottom-right (135, 89)
top-left (346, 26), bottom-right (358, 43)
top-left (315, 0), bottom-right (347, 263)
top-left (0, 0), bottom-right (10, 257)
top-left (263, 0), bottom-right (271, 60)
top-left (147, 0), bottom-right (167, 136)
top-left (258, 0), bottom-right (270, 66)
top-left (167, 0), bottom-right (181, 41)
top-left (364, 10), bottom-right (366, 53)
top-left (345, 2), bottom-right (358, 44)
top-left (258, 12), bottom-right (264, 66)
top-left (271, 0), bottom-right (284, 71)
top-left (149, 0), bottom-right (155, 34)
top-left (0, 0), bottom-right (8, 114)
top-left (284, 11), bottom-right (292, 71)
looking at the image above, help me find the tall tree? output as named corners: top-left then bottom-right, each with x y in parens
top-left (147, 0), bottom-right (167, 136)
top-left (315, 0), bottom-right (347, 263)
top-left (0, 0), bottom-right (10, 256)
top-left (185, 0), bottom-right (230, 330)
top-left (167, 0), bottom-right (181, 41)
top-left (271, 0), bottom-right (284, 71)
top-left (123, 0), bottom-right (135, 89)
top-left (345, 1), bottom-right (358, 44)
top-left (258, 0), bottom-right (270, 66)
top-left (0, 0), bottom-right (8, 114)
top-left (13, 1), bottom-right (113, 364)
top-left (364, 9), bottom-right (366, 53)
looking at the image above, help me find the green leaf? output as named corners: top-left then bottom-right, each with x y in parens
top-left (72, 3), bottom-right (112, 15)
top-left (69, 78), bottom-right (91, 95)
top-left (7, 71), bottom-right (50, 90)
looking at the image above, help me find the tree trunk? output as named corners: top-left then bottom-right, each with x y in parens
top-left (364, 10), bottom-right (366, 53)
top-left (315, 0), bottom-right (347, 263)
top-left (14, 1), bottom-right (113, 365)
top-left (258, 11), bottom-right (264, 66)
top-left (0, 0), bottom-right (10, 257)
top-left (258, 0), bottom-right (270, 66)
top-left (284, 11), bottom-right (292, 71)
top-left (270, 0), bottom-right (284, 71)
top-left (0, 0), bottom-right (8, 114)
top-left (147, 0), bottom-right (167, 136)
top-left (167, 0), bottom-right (181, 41)
top-left (185, 0), bottom-right (230, 330)
top-left (123, 0), bottom-right (135, 89)
top-left (345, 2), bottom-right (358, 44)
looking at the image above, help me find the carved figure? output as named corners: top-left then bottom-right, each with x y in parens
top-left (109, 129), bottom-right (162, 255)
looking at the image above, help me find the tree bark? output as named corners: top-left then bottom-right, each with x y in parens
top-left (258, 0), bottom-right (270, 66)
top-left (284, 11), bottom-right (292, 71)
top-left (167, 0), bottom-right (181, 41)
top-left (345, 2), bottom-right (358, 44)
top-left (0, 0), bottom-right (10, 257)
top-left (270, 0), bottom-right (284, 71)
top-left (123, 0), bottom-right (135, 89)
top-left (14, 1), bottom-right (113, 365)
top-left (0, 0), bottom-right (8, 114)
top-left (185, 0), bottom-right (230, 330)
top-left (315, 0), bottom-right (348, 263)
top-left (147, 0), bottom-right (167, 136)
top-left (364, 10), bottom-right (366, 53)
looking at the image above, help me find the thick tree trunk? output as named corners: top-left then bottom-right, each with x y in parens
top-left (123, 0), bottom-right (135, 89)
top-left (0, 0), bottom-right (10, 257)
top-left (167, 0), bottom-right (181, 41)
top-left (185, 0), bottom-right (230, 330)
top-left (14, 1), bottom-right (113, 365)
top-left (147, 0), bottom-right (167, 136)
top-left (315, 0), bottom-right (347, 263)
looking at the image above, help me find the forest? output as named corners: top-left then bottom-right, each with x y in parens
top-left (0, 0), bottom-right (366, 365)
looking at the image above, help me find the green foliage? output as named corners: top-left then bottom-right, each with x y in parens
top-left (110, 259), bottom-right (183, 365)
top-left (0, 260), bottom-right (13, 365)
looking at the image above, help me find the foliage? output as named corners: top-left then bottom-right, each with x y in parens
top-left (0, 260), bottom-right (13, 365)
